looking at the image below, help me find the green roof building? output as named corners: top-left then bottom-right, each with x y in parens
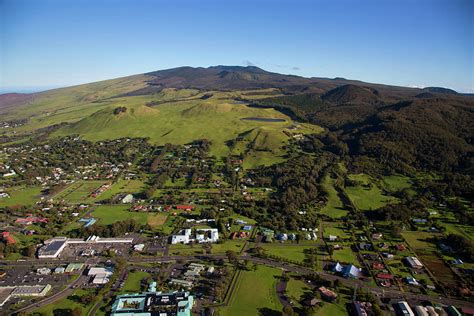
top-left (111, 290), bottom-right (193, 316)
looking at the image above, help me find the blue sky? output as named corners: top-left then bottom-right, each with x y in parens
top-left (1, 0), bottom-right (473, 92)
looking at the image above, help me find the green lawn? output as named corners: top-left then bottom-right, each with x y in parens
top-left (261, 243), bottom-right (311, 264)
top-left (220, 265), bottom-right (283, 316)
top-left (285, 277), bottom-right (311, 306)
top-left (98, 179), bottom-right (146, 200)
top-left (33, 289), bottom-right (95, 316)
top-left (0, 186), bottom-right (43, 207)
top-left (91, 205), bottom-right (148, 225)
top-left (210, 240), bottom-right (246, 254)
top-left (401, 231), bottom-right (438, 253)
top-left (381, 175), bottom-right (412, 192)
top-left (120, 271), bottom-right (150, 294)
top-left (323, 223), bottom-right (350, 239)
top-left (332, 247), bottom-right (358, 264)
top-left (315, 301), bottom-right (348, 316)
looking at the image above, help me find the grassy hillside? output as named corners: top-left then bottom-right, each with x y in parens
top-left (0, 72), bottom-right (323, 169)
top-left (51, 93), bottom-right (322, 167)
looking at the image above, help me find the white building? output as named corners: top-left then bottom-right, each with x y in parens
top-left (171, 229), bottom-right (192, 244)
top-left (38, 236), bottom-right (134, 258)
top-left (195, 229), bottom-right (219, 243)
top-left (88, 267), bottom-right (113, 285)
top-left (405, 256), bottom-right (424, 269)
top-left (171, 228), bottom-right (219, 244)
top-left (122, 194), bottom-right (134, 204)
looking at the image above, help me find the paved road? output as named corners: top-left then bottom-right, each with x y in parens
top-left (13, 265), bottom-right (88, 315)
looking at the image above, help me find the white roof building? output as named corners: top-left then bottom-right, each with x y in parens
top-left (122, 194), bottom-right (134, 204)
top-left (171, 229), bottom-right (192, 244)
top-left (88, 267), bottom-right (113, 284)
top-left (195, 229), bottom-right (218, 243)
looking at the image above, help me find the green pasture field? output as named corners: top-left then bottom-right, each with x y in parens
top-left (120, 271), bottom-right (151, 294)
top-left (323, 222), bottom-right (350, 239)
top-left (320, 175), bottom-right (349, 219)
top-left (260, 243), bottom-right (312, 264)
top-left (91, 205), bottom-right (167, 228)
top-left (285, 276), bottom-right (311, 307)
top-left (0, 185), bottom-right (43, 207)
top-left (345, 174), bottom-right (398, 211)
top-left (52, 180), bottom-right (108, 203)
top-left (220, 265), bottom-right (282, 316)
top-left (98, 179), bottom-right (146, 200)
top-left (332, 246), bottom-right (358, 265)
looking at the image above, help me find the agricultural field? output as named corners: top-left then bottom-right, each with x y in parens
top-left (0, 185), bottom-right (43, 207)
top-left (52, 180), bottom-right (108, 203)
top-left (220, 266), bottom-right (283, 316)
top-left (402, 231), bottom-right (457, 287)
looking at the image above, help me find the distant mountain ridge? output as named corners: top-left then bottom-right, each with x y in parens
top-left (1, 65), bottom-right (464, 108)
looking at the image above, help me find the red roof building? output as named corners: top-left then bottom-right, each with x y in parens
top-left (372, 262), bottom-right (385, 270)
top-left (15, 214), bottom-right (48, 225)
top-left (318, 286), bottom-right (337, 301)
top-left (2, 232), bottom-right (16, 245)
top-left (395, 244), bottom-right (406, 251)
top-left (376, 273), bottom-right (394, 280)
top-left (176, 205), bottom-right (194, 210)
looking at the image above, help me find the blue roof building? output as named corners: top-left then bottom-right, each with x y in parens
top-left (342, 264), bottom-right (361, 278)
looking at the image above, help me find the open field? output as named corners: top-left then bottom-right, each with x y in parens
top-left (381, 175), bottom-right (412, 192)
top-left (52, 180), bottom-right (108, 203)
top-left (98, 179), bottom-right (146, 200)
top-left (0, 186), bottom-right (43, 207)
top-left (402, 231), bottom-right (458, 286)
top-left (261, 243), bottom-right (312, 264)
top-left (33, 288), bottom-right (95, 316)
top-left (323, 222), bottom-right (350, 239)
top-left (220, 265), bottom-right (282, 316)
top-left (210, 240), bottom-right (246, 254)
top-left (345, 174), bottom-right (398, 211)
top-left (91, 205), bottom-right (166, 228)
top-left (147, 213), bottom-right (168, 227)
top-left (50, 92), bottom-right (322, 168)
top-left (320, 175), bottom-right (349, 218)
top-left (285, 276), bottom-right (311, 307)
top-left (332, 246), bottom-right (358, 264)
top-left (120, 271), bottom-right (150, 294)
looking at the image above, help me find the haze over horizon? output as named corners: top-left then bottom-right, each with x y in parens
top-left (1, 0), bottom-right (473, 93)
